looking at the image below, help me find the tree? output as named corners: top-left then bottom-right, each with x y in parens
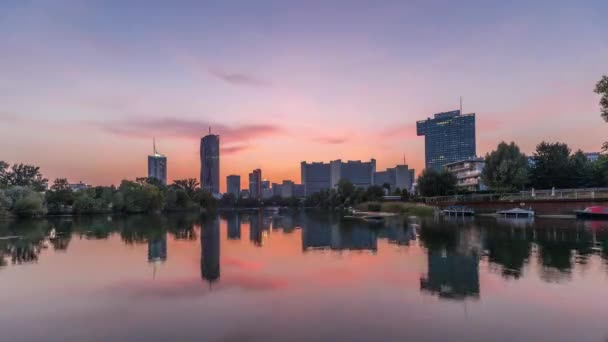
top-left (417, 169), bottom-right (457, 197)
top-left (46, 178), bottom-right (75, 212)
top-left (570, 150), bottom-right (594, 188)
top-left (593, 154), bottom-right (608, 187)
top-left (482, 142), bottom-right (529, 192)
top-left (13, 193), bottom-right (46, 217)
top-left (0, 161), bottom-right (8, 188)
top-left (171, 178), bottom-right (200, 198)
top-left (595, 75), bottom-right (608, 151)
top-left (529, 142), bottom-right (573, 189)
top-left (0, 163), bottom-right (48, 191)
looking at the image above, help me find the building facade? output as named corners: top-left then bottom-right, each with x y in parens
top-left (226, 175), bottom-right (240, 197)
top-left (301, 161), bottom-right (332, 196)
top-left (249, 169), bottom-right (262, 199)
top-left (374, 164), bottom-right (415, 193)
top-left (330, 159), bottom-right (376, 188)
top-left (148, 140), bottom-right (167, 185)
top-left (444, 157), bottom-right (486, 192)
top-left (417, 110), bottom-right (476, 171)
top-left (200, 133), bottom-right (220, 194)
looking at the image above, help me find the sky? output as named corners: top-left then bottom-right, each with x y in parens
top-left (0, 0), bottom-right (607, 191)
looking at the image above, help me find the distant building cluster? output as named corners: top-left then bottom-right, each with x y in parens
top-left (141, 108), bottom-right (600, 198)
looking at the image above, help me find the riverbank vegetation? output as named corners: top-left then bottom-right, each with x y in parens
top-left (356, 201), bottom-right (435, 216)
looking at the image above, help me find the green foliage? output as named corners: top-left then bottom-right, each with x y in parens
top-left (367, 202), bottom-right (382, 212)
top-left (13, 193), bottom-right (46, 217)
top-left (171, 178), bottom-right (200, 198)
top-left (164, 189), bottom-right (196, 211)
top-left (482, 142), bottom-right (529, 192)
top-left (417, 169), bottom-right (457, 197)
top-left (46, 178), bottom-right (75, 213)
top-left (530, 141), bottom-right (572, 189)
top-left (73, 195), bottom-right (106, 214)
top-left (595, 76), bottom-right (608, 151)
top-left (192, 189), bottom-right (217, 211)
top-left (0, 162), bottom-right (48, 191)
top-left (593, 154), bottom-right (608, 186)
top-left (570, 150), bottom-right (594, 188)
top-left (117, 180), bottom-right (165, 213)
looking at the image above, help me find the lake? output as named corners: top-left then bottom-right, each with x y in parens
top-left (1, 211), bottom-right (608, 342)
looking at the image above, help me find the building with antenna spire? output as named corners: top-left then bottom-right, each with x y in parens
top-left (201, 129), bottom-right (220, 194)
top-left (148, 138), bottom-right (167, 185)
top-left (417, 108), bottom-right (476, 171)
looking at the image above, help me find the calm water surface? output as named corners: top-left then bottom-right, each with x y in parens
top-left (1, 211), bottom-right (608, 342)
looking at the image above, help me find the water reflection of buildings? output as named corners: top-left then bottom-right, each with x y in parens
top-left (301, 218), bottom-right (378, 252)
top-left (201, 218), bottom-right (220, 284)
top-left (226, 213), bottom-right (241, 240)
top-left (148, 237), bottom-right (167, 263)
top-left (420, 228), bottom-right (480, 300)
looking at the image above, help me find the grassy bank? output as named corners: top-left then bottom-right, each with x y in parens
top-left (356, 202), bottom-right (436, 216)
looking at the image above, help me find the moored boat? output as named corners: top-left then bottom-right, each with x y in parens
top-left (442, 206), bottom-right (475, 216)
top-left (496, 208), bottom-right (535, 218)
top-left (575, 206), bottom-right (608, 220)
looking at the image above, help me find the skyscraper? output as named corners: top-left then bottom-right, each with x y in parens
top-left (301, 161), bottom-right (331, 196)
top-left (226, 175), bottom-right (240, 197)
top-left (148, 139), bottom-right (167, 185)
top-left (200, 130), bottom-right (220, 194)
top-left (248, 169), bottom-right (262, 199)
top-left (416, 110), bottom-right (476, 171)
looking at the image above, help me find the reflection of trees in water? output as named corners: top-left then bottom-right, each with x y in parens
top-left (120, 215), bottom-right (165, 245)
top-left (165, 213), bottom-right (198, 241)
top-left (456, 218), bottom-right (608, 283)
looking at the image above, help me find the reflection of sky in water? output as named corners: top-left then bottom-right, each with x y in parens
top-left (1, 213), bottom-right (608, 341)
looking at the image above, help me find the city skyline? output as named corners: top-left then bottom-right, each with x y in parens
top-left (1, 1), bottom-right (607, 192)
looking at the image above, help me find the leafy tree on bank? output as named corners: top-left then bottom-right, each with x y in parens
top-left (46, 178), bottom-right (75, 212)
top-left (171, 178), bottom-right (200, 198)
top-left (570, 150), bottom-right (595, 188)
top-left (0, 162), bottom-right (48, 191)
top-left (595, 75), bottom-right (608, 151)
top-left (482, 142), bottom-right (529, 192)
top-left (417, 169), bottom-right (457, 197)
top-left (529, 142), bottom-right (573, 189)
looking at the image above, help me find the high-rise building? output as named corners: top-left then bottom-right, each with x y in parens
top-left (148, 139), bottom-right (167, 185)
top-left (280, 180), bottom-right (295, 198)
top-left (330, 159), bottom-right (376, 188)
top-left (200, 131), bottom-right (220, 194)
top-left (301, 161), bottom-right (331, 196)
top-left (226, 175), bottom-right (240, 197)
top-left (301, 159), bottom-right (376, 196)
top-left (417, 110), bottom-right (476, 171)
top-left (374, 164), bottom-right (415, 193)
top-left (248, 169), bottom-right (262, 199)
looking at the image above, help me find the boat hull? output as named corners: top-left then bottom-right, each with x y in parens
top-left (575, 211), bottom-right (608, 220)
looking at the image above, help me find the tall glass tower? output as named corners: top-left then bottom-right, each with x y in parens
top-left (148, 139), bottom-right (167, 185)
top-left (416, 110), bottom-right (476, 171)
top-left (200, 131), bottom-right (220, 193)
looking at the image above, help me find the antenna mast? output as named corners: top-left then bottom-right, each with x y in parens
top-left (153, 137), bottom-right (156, 155)
top-left (460, 96), bottom-right (463, 114)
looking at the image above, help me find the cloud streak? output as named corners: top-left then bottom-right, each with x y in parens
top-left (209, 69), bottom-right (271, 87)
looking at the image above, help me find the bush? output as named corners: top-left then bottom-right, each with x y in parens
top-left (367, 202), bottom-right (382, 212)
top-left (13, 193), bottom-right (45, 217)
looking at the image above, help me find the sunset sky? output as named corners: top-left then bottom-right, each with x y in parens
top-left (1, 0), bottom-right (607, 191)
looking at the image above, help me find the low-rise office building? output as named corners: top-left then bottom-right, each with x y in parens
top-left (444, 157), bottom-right (486, 192)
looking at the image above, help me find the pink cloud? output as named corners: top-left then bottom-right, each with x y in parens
top-left (92, 118), bottom-right (283, 145)
top-left (208, 69), bottom-right (271, 87)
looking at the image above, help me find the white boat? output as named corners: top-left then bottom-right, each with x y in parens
top-left (496, 208), bottom-right (535, 218)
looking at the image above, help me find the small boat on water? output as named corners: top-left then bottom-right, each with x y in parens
top-left (361, 215), bottom-right (386, 224)
top-left (496, 208), bottom-right (535, 218)
top-left (442, 206), bottom-right (475, 216)
top-left (575, 206), bottom-right (608, 220)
